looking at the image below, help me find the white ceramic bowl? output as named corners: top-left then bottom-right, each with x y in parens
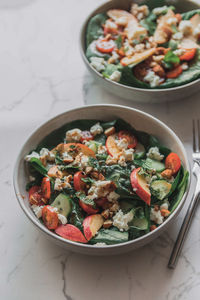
top-left (80, 0), bottom-right (200, 103)
top-left (14, 105), bottom-right (190, 255)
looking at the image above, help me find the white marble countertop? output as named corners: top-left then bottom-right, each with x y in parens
top-left (1, 0), bottom-right (200, 299)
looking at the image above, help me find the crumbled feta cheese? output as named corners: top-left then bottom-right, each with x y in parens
top-left (39, 148), bottom-right (55, 162)
top-left (109, 70), bottom-right (121, 82)
top-left (98, 145), bottom-right (107, 155)
top-left (172, 32), bottom-right (183, 40)
top-left (88, 180), bottom-right (113, 200)
top-left (108, 51), bottom-right (120, 64)
top-left (131, 165), bottom-right (136, 170)
top-left (107, 191), bottom-right (120, 202)
top-left (160, 202), bottom-right (169, 210)
top-left (179, 20), bottom-right (193, 35)
top-left (66, 128), bottom-right (82, 142)
top-left (194, 24), bottom-right (200, 37)
top-left (116, 138), bottom-right (129, 150)
top-left (106, 155), bottom-right (118, 165)
top-left (90, 57), bottom-right (106, 72)
top-left (105, 19), bottom-right (117, 30)
top-left (173, 48), bottom-right (185, 56)
top-left (146, 147), bottom-right (164, 161)
top-left (54, 178), bottom-right (71, 191)
top-left (118, 154), bottom-right (127, 167)
top-left (62, 152), bottom-right (73, 161)
top-left (131, 4), bottom-right (149, 19)
top-left (80, 155), bottom-right (89, 169)
top-left (150, 175), bottom-right (158, 183)
top-left (29, 175), bottom-right (35, 182)
top-left (144, 70), bottom-right (160, 88)
top-left (113, 209), bottom-right (134, 231)
top-left (90, 122), bottom-right (103, 136)
top-left (122, 149), bottom-right (134, 161)
top-left (182, 63), bottom-right (188, 71)
top-left (135, 43), bottom-right (145, 52)
top-left (32, 205), bottom-right (43, 219)
top-left (94, 242), bottom-right (107, 246)
top-left (124, 39), bottom-right (135, 56)
top-left (150, 208), bottom-right (164, 225)
top-left (58, 214), bottom-right (67, 225)
top-left (167, 17), bottom-right (177, 25)
top-left (25, 151), bottom-right (40, 161)
top-left (153, 6), bottom-right (168, 15)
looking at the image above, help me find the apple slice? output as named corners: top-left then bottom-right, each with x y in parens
top-left (83, 214), bottom-right (104, 241)
top-left (130, 167), bottom-right (151, 205)
top-left (106, 134), bottom-right (121, 157)
top-left (107, 9), bottom-right (135, 25)
top-left (79, 200), bottom-right (99, 215)
top-left (55, 143), bottom-right (96, 158)
top-left (55, 224), bottom-right (87, 243)
top-left (121, 48), bottom-right (156, 66)
top-left (154, 9), bottom-right (174, 44)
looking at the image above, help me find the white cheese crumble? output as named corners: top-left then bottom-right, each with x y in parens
top-left (146, 147), bottom-right (164, 161)
top-left (88, 180), bottom-right (112, 200)
top-left (172, 32), bottom-right (183, 40)
top-left (25, 151), bottom-right (40, 161)
top-left (173, 48), bottom-right (185, 56)
top-left (167, 17), bottom-right (178, 25)
top-left (116, 138), bottom-right (129, 150)
top-left (150, 208), bottom-right (164, 225)
top-left (182, 63), bottom-right (188, 71)
top-left (97, 145), bottom-right (107, 155)
top-left (90, 122), bottom-right (103, 136)
top-left (179, 20), bottom-right (193, 35)
top-left (90, 57), bottom-right (106, 72)
top-left (106, 155), bottom-right (118, 165)
top-left (29, 175), bottom-right (36, 182)
top-left (80, 154), bottom-right (89, 169)
top-left (118, 154), bottom-right (127, 167)
top-left (135, 43), bottom-right (145, 52)
top-left (105, 19), bottom-right (117, 30)
top-left (144, 70), bottom-right (160, 88)
top-left (160, 202), bottom-right (169, 210)
top-left (40, 148), bottom-right (55, 161)
top-left (124, 39), bottom-right (135, 56)
top-left (107, 191), bottom-right (120, 203)
top-left (94, 242), bottom-right (107, 246)
top-left (122, 149), bottom-right (134, 161)
top-left (58, 214), bottom-right (67, 225)
top-left (113, 209), bottom-right (134, 231)
top-left (66, 128), bottom-right (82, 142)
top-left (153, 6), bottom-right (168, 15)
top-left (109, 70), bottom-right (121, 82)
top-left (128, 26), bottom-right (147, 40)
top-left (54, 178), bottom-right (71, 191)
top-left (31, 205), bottom-right (43, 219)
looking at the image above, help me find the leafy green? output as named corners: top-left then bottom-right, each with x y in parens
top-left (102, 64), bottom-right (121, 79)
top-left (140, 12), bottom-right (157, 35)
top-left (90, 228), bottom-right (129, 245)
top-left (94, 133), bottom-right (106, 145)
top-left (86, 13), bottom-right (108, 47)
top-left (70, 200), bottom-right (84, 230)
top-left (168, 39), bottom-right (178, 51)
top-left (29, 157), bottom-right (48, 176)
top-left (181, 9), bottom-right (200, 20)
top-left (164, 50), bottom-right (180, 65)
top-left (115, 35), bottom-right (122, 49)
top-left (88, 157), bottom-right (100, 170)
top-left (169, 171), bottom-right (189, 213)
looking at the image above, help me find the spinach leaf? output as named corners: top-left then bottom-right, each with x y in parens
top-left (86, 13), bottom-right (108, 47)
top-left (115, 35), bottom-right (122, 49)
top-left (88, 157), bottom-right (100, 170)
top-left (168, 39), bottom-right (178, 51)
top-left (140, 13), bottom-right (157, 35)
top-left (100, 120), bottom-right (117, 130)
top-left (90, 228), bottom-right (129, 245)
top-left (129, 226), bottom-right (144, 240)
top-left (94, 133), bottom-right (106, 145)
top-left (168, 167), bottom-right (182, 197)
top-left (29, 157), bottom-right (48, 176)
top-left (102, 64), bottom-right (121, 79)
top-left (70, 200), bottom-right (84, 230)
top-left (143, 0), bottom-right (166, 10)
top-left (120, 66), bottom-right (150, 89)
top-left (169, 170), bottom-right (189, 213)
top-left (164, 50), bottom-right (180, 65)
top-left (182, 9), bottom-right (200, 20)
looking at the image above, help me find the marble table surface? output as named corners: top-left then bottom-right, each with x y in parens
top-left (1, 0), bottom-right (200, 299)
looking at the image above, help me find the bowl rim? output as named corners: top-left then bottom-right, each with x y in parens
top-left (79, 0), bottom-right (200, 93)
top-left (13, 104), bottom-right (191, 250)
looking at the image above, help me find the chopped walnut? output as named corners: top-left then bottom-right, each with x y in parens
top-left (109, 203), bottom-right (120, 212)
top-left (48, 165), bottom-right (62, 178)
top-left (105, 126), bottom-right (116, 137)
top-left (91, 171), bottom-right (99, 179)
top-left (98, 173), bottom-right (105, 181)
top-left (103, 220), bottom-right (113, 229)
top-left (101, 209), bottom-right (110, 219)
top-left (85, 166), bottom-right (93, 174)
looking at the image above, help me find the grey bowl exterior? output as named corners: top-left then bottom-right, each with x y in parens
top-left (80, 0), bottom-right (200, 103)
top-left (14, 105), bottom-right (190, 255)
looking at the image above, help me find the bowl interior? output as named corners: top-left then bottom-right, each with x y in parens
top-left (14, 105), bottom-right (190, 253)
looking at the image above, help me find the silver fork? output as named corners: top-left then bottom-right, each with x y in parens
top-left (168, 120), bottom-right (200, 269)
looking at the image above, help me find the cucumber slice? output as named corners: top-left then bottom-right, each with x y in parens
top-left (144, 158), bottom-right (165, 172)
top-left (88, 141), bottom-right (101, 153)
top-left (51, 193), bottom-right (72, 217)
top-left (90, 229), bottom-right (128, 245)
top-left (130, 217), bottom-right (148, 230)
top-left (134, 143), bottom-right (145, 159)
top-left (150, 180), bottom-right (172, 200)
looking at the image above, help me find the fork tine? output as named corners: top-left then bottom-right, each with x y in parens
top-left (198, 120), bottom-right (200, 152)
top-left (193, 119), bottom-right (196, 152)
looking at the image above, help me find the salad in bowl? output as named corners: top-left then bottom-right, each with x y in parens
top-left (24, 118), bottom-right (188, 246)
top-left (85, 2), bottom-right (200, 89)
